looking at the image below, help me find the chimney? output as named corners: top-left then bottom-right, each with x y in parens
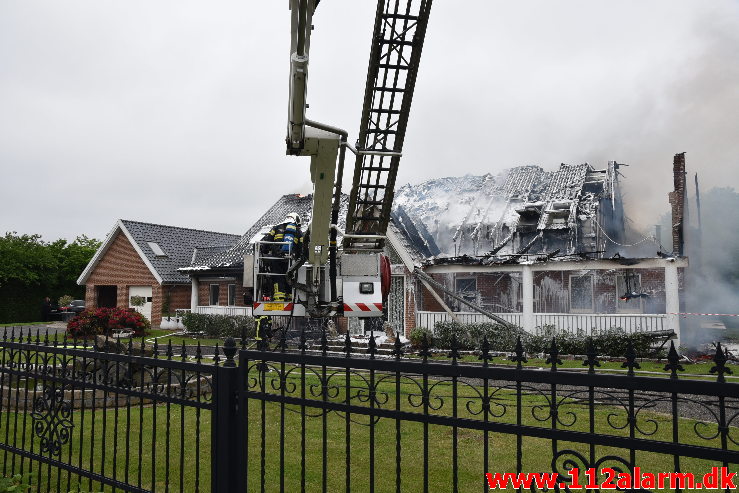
top-left (668, 152), bottom-right (686, 256)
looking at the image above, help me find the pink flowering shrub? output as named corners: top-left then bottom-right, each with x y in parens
top-left (67, 307), bottom-right (150, 338)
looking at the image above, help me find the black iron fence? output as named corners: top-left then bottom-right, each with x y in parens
top-left (0, 329), bottom-right (216, 492)
top-left (0, 328), bottom-right (737, 492)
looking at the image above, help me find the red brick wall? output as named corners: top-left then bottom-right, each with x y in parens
top-left (85, 231), bottom-right (165, 327)
top-left (84, 231), bottom-right (193, 327)
top-left (196, 278), bottom-right (248, 306)
top-left (163, 285), bottom-right (192, 314)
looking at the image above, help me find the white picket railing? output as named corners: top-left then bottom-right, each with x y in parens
top-left (415, 311), bottom-right (666, 335)
top-left (192, 306), bottom-right (253, 317)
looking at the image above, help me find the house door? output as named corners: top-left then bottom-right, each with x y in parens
top-left (386, 275), bottom-right (405, 335)
top-left (96, 286), bottom-right (117, 308)
top-left (129, 286), bottom-right (153, 322)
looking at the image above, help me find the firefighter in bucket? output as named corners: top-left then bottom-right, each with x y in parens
top-left (260, 212), bottom-right (303, 301)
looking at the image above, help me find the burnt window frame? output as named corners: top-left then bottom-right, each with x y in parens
top-left (615, 273), bottom-right (644, 314)
top-left (569, 273), bottom-right (594, 313)
top-left (455, 276), bottom-right (478, 307)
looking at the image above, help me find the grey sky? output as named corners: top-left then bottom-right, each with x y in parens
top-left (1, 1), bottom-right (738, 241)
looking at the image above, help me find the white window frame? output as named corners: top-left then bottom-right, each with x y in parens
top-left (616, 273), bottom-right (644, 314)
top-left (227, 284), bottom-right (236, 306)
top-left (209, 284), bottom-right (220, 306)
top-left (569, 274), bottom-right (594, 313)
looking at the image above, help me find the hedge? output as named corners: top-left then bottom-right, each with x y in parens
top-left (430, 321), bottom-right (656, 357)
top-left (181, 312), bottom-right (256, 339)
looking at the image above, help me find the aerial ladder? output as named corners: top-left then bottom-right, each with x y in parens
top-left (252, 0), bottom-right (433, 319)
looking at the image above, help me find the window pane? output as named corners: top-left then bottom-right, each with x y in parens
top-left (210, 285), bottom-right (220, 306)
top-left (570, 275), bottom-right (593, 311)
top-left (228, 284), bottom-right (236, 306)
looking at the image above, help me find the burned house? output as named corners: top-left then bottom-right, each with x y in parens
top-left (395, 162), bottom-right (687, 343)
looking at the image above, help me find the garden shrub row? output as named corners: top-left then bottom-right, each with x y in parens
top-left (180, 312), bottom-right (256, 339)
top-left (411, 321), bottom-right (656, 357)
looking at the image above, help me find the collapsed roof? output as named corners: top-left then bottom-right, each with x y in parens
top-left (394, 162), bottom-right (626, 262)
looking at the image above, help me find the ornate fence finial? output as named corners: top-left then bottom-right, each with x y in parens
top-left (511, 336), bottom-right (527, 367)
top-left (479, 336), bottom-right (492, 364)
top-left (582, 337), bottom-right (600, 373)
top-left (180, 341), bottom-right (187, 361)
top-left (448, 333), bottom-right (460, 362)
top-left (368, 334), bottom-right (377, 359)
top-left (419, 332), bottom-right (432, 361)
top-left (343, 331), bottom-right (352, 357)
top-left (622, 339), bottom-right (641, 375)
top-left (241, 323), bottom-right (248, 350)
top-left (223, 337), bottom-right (237, 367)
top-left (213, 343), bottom-right (220, 365)
top-left (166, 340), bottom-right (174, 359)
top-left (195, 341), bottom-right (202, 362)
top-left (127, 337), bottom-right (134, 356)
top-left (392, 332), bottom-right (404, 359)
top-left (664, 340), bottom-right (684, 378)
top-left (546, 337), bottom-right (562, 370)
top-left (710, 342), bottom-right (733, 383)
top-left (152, 339), bottom-right (159, 358)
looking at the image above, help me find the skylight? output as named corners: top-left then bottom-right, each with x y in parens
top-left (147, 242), bottom-right (168, 258)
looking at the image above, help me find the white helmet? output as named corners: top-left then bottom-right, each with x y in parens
top-left (285, 212), bottom-right (301, 225)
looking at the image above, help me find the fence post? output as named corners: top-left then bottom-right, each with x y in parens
top-left (212, 337), bottom-right (242, 493)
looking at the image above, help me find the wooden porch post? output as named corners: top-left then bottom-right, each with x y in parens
top-left (522, 265), bottom-right (534, 333)
top-left (191, 277), bottom-right (199, 311)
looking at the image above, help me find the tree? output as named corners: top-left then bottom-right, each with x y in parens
top-left (0, 233), bottom-right (101, 323)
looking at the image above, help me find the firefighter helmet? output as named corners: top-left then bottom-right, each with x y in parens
top-left (285, 212), bottom-right (301, 226)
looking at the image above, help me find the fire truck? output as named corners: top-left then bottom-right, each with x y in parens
top-left (249, 0), bottom-right (433, 320)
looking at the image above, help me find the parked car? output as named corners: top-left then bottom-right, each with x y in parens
top-left (63, 300), bottom-right (86, 314)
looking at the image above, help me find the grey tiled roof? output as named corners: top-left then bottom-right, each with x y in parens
top-left (189, 193), bottom-right (429, 270)
top-left (120, 220), bottom-right (240, 283)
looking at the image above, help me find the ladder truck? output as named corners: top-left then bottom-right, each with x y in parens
top-left (250, 0), bottom-right (433, 321)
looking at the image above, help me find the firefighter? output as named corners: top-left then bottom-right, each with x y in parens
top-left (260, 212), bottom-right (303, 301)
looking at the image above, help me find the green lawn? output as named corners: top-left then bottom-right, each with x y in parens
top-left (0, 367), bottom-right (736, 492)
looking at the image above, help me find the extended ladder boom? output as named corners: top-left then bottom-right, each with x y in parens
top-left (344, 0), bottom-right (434, 251)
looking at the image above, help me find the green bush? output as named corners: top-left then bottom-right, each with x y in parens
top-left (57, 294), bottom-right (73, 307)
top-left (0, 474), bottom-right (30, 492)
top-left (181, 312), bottom-right (255, 339)
top-left (430, 321), bottom-right (655, 357)
top-left (409, 327), bottom-right (433, 349)
top-left (433, 321), bottom-right (524, 351)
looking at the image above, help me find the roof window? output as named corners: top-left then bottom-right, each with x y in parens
top-left (147, 242), bottom-right (168, 258)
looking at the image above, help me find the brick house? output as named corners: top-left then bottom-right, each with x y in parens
top-left (77, 220), bottom-right (239, 328)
